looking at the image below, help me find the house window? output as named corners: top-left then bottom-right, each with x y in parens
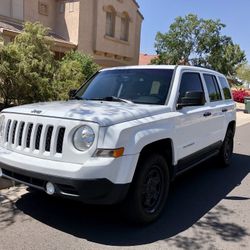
top-left (38, 2), bottom-right (49, 16)
top-left (105, 7), bottom-right (116, 37)
top-left (59, 2), bottom-right (65, 13)
top-left (120, 13), bottom-right (129, 41)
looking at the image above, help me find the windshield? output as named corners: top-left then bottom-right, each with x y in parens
top-left (75, 69), bottom-right (174, 105)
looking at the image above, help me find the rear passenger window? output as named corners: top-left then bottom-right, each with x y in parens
top-left (218, 76), bottom-right (232, 99)
top-left (178, 72), bottom-right (204, 101)
top-left (204, 74), bottom-right (222, 102)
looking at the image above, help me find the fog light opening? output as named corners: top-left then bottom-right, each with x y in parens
top-left (46, 182), bottom-right (55, 195)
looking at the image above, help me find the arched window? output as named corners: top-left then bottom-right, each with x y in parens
top-left (120, 12), bottom-right (129, 41)
top-left (105, 6), bottom-right (116, 37)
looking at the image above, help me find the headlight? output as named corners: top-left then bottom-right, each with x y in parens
top-left (73, 125), bottom-right (95, 151)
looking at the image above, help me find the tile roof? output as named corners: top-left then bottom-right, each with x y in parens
top-left (139, 53), bottom-right (158, 65)
top-left (0, 20), bottom-right (76, 46)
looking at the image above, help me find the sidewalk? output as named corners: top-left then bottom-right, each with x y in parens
top-left (236, 102), bottom-right (250, 127)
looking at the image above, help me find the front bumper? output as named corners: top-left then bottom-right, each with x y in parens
top-left (0, 147), bottom-right (139, 204)
top-left (0, 163), bottom-right (129, 204)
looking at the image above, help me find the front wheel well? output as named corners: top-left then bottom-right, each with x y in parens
top-left (139, 139), bottom-right (174, 180)
top-left (227, 121), bottom-right (236, 136)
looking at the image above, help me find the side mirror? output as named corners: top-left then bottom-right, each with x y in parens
top-left (177, 91), bottom-right (205, 109)
top-left (68, 89), bottom-right (77, 99)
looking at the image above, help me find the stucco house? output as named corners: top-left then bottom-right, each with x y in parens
top-left (0, 0), bottom-right (143, 67)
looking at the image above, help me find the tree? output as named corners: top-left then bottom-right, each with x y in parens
top-left (54, 51), bottom-right (100, 100)
top-left (0, 22), bottom-right (56, 106)
top-left (237, 64), bottom-right (250, 83)
top-left (153, 14), bottom-right (246, 77)
top-left (0, 22), bottom-right (100, 107)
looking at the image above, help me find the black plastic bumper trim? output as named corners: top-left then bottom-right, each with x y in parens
top-left (0, 162), bottom-right (130, 205)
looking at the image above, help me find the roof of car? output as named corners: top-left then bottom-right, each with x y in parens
top-left (100, 65), bottom-right (225, 76)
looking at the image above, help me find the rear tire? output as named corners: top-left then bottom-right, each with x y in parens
top-left (218, 128), bottom-right (234, 167)
top-left (124, 153), bottom-right (170, 225)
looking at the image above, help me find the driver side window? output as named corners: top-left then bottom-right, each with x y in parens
top-left (178, 72), bottom-right (205, 104)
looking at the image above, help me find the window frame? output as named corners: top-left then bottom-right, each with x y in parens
top-left (105, 7), bottom-right (116, 37)
top-left (120, 12), bottom-right (129, 41)
top-left (218, 76), bottom-right (232, 100)
top-left (203, 74), bottom-right (223, 102)
top-left (177, 71), bottom-right (206, 107)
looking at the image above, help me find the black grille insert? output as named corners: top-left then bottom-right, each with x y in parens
top-left (6, 120), bottom-right (11, 142)
top-left (45, 126), bottom-right (53, 152)
top-left (35, 125), bottom-right (43, 150)
top-left (56, 127), bottom-right (65, 153)
top-left (11, 121), bottom-right (18, 144)
top-left (18, 122), bottom-right (25, 146)
top-left (2, 169), bottom-right (45, 188)
top-left (26, 123), bottom-right (33, 148)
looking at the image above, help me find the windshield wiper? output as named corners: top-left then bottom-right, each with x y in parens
top-left (89, 96), bottom-right (133, 104)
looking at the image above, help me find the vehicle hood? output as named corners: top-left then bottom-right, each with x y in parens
top-left (2, 100), bottom-right (170, 126)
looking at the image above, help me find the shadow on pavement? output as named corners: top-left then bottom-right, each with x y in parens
top-left (13, 153), bottom-right (250, 247)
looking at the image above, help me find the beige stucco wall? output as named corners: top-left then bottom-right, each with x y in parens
top-left (23, 0), bottom-right (56, 30)
top-left (0, 0), bottom-right (24, 20)
top-left (0, 0), bottom-right (143, 67)
top-left (77, 0), bottom-right (143, 67)
top-left (0, 0), bottom-right (12, 18)
top-left (55, 0), bottom-right (80, 44)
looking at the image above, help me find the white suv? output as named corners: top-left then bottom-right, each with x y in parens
top-left (0, 65), bottom-right (236, 224)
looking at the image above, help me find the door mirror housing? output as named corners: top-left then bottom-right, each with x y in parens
top-left (68, 89), bottom-right (77, 99)
top-left (177, 91), bottom-right (205, 109)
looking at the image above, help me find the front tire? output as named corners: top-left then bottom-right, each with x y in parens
top-left (124, 153), bottom-right (170, 225)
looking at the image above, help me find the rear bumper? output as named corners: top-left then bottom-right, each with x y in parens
top-left (0, 163), bottom-right (130, 204)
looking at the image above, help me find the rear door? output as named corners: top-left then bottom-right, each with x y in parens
top-left (202, 74), bottom-right (225, 145)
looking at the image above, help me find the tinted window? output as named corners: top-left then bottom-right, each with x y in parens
top-left (178, 72), bottom-right (204, 102)
top-left (219, 76), bottom-right (232, 99)
top-left (204, 74), bottom-right (222, 102)
top-left (75, 69), bottom-right (174, 105)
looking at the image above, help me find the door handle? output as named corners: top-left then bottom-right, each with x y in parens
top-left (203, 112), bottom-right (211, 117)
top-left (222, 108), bottom-right (228, 113)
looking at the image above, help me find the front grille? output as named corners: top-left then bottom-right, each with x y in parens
top-left (4, 119), bottom-right (66, 155)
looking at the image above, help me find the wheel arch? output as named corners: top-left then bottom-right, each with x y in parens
top-left (137, 138), bottom-right (175, 180)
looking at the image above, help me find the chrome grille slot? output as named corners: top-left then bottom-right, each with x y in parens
top-left (26, 123), bottom-right (33, 148)
top-left (35, 125), bottom-right (43, 150)
top-left (45, 126), bottom-right (53, 152)
top-left (56, 127), bottom-right (65, 154)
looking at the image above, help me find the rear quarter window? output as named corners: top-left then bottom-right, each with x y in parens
top-left (203, 74), bottom-right (222, 102)
top-left (218, 76), bottom-right (232, 100)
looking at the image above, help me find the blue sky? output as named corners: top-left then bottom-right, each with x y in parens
top-left (136, 0), bottom-right (250, 62)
